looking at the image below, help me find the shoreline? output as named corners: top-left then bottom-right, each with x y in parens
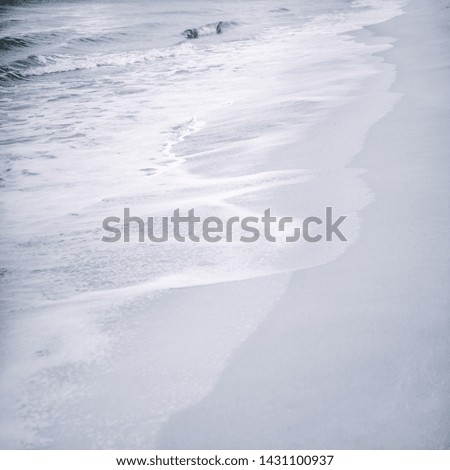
top-left (157, 0), bottom-right (450, 449)
top-left (1, 0), bottom-right (448, 449)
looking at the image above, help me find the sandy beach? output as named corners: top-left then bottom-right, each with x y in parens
top-left (157, 0), bottom-right (450, 449)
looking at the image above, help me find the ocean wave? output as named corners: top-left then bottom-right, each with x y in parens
top-left (0, 42), bottom-right (198, 83)
top-left (75, 35), bottom-right (114, 44)
top-left (67, 30), bottom-right (129, 45)
top-left (182, 20), bottom-right (236, 39)
top-left (0, 36), bottom-right (33, 51)
top-left (0, 30), bottom-right (73, 54)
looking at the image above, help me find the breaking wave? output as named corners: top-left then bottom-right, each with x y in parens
top-left (182, 20), bottom-right (236, 39)
top-left (0, 42), bottom-right (198, 84)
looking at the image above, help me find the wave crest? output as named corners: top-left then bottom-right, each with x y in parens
top-left (182, 20), bottom-right (236, 39)
top-left (0, 42), bottom-right (198, 83)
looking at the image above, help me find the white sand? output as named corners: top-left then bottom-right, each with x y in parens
top-left (157, 0), bottom-right (450, 449)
